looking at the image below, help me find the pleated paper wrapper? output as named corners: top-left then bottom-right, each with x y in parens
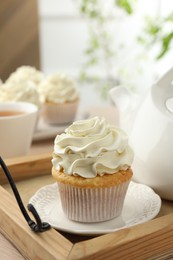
top-left (57, 180), bottom-right (130, 223)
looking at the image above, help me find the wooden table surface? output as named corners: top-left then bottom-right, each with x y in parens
top-left (1, 106), bottom-right (173, 259)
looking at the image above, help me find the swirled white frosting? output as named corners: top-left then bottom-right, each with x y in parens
top-left (39, 73), bottom-right (79, 103)
top-left (52, 116), bottom-right (134, 178)
top-left (0, 81), bottom-right (41, 107)
top-left (1, 66), bottom-right (43, 107)
top-left (6, 66), bottom-right (44, 85)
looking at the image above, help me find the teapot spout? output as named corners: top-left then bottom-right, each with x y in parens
top-left (109, 86), bottom-right (132, 113)
top-left (109, 86), bottom-right (134, 134)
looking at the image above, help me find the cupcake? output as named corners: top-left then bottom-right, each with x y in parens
top-left (0, 81), bottom-right (41, 108)
top-left (52, 116), bottom-right (134, 222)
top-left (0, 66), bottom-right (44, 108)
top-left (39, 73), bottom-right (79, 125)
top-left (6, 65), bottom-right (44, 86)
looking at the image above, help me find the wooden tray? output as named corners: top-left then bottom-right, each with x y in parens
top-left (1, 154), bottom-right (173, 260)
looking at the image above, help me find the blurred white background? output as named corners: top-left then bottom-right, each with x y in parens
top-left (38, 0), bottom-right (173, 109)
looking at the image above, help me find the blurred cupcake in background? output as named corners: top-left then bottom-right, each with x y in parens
top-left (0, 66), bottom-right (44, 108)
top-left (6, 65), bottom-right (44, 86)
top-left (0, 66), bottom-right (44, 130)
top-left (39, 73), bottom-right (79, 125)
top-left (0, 80), bottom-right (41, 108)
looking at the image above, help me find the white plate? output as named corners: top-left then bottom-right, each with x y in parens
top-left (33, 116), bottom-right (69, 141)
top-left (29, 182), bottom-right (161, 236)
top-left (33, 111), bottom-right (87, 141)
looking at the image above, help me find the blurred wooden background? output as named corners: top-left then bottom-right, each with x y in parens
top-left (0, 0), bottom-right (40, 81)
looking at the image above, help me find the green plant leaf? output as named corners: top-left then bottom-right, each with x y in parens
top-left (157, 32), bottom-right (173, 59)
top-left (115, 0), bottom-right (134, 14)
top-left (165, 12), bottom-right (173, 22)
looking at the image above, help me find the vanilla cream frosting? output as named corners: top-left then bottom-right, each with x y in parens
top-left (6, 66), bottom-right (44, 85)
top-left (2, 66), bottom-right (43, 107)
top-left (52, 116), bottom-right (134, 178)
top-left (39, 73), bottom-right (79, 103)
top-left (0, 81), bottom-right (41, 107)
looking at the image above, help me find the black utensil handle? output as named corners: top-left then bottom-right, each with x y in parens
top-left (0, 156), bottom-right (51, 233)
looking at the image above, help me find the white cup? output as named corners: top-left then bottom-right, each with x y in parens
top-left (0, 102), bottom-right (38, 158)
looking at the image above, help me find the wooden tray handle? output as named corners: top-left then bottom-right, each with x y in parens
top-left (0, 153), bottom-right (52, 184)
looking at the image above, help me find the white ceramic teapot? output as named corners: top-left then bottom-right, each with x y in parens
top-left (110, 67), bottom-right (173, 200)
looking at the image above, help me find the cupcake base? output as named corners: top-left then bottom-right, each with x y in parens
top-left (58, 181), bottom-right (130, 222)
top-left (42, 100), bottom-right (79, 125)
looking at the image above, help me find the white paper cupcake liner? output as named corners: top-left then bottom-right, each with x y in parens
top-left (58, 181), bottom-right (130, 223)
top-left (42, 100), bottom-right (79, 125)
